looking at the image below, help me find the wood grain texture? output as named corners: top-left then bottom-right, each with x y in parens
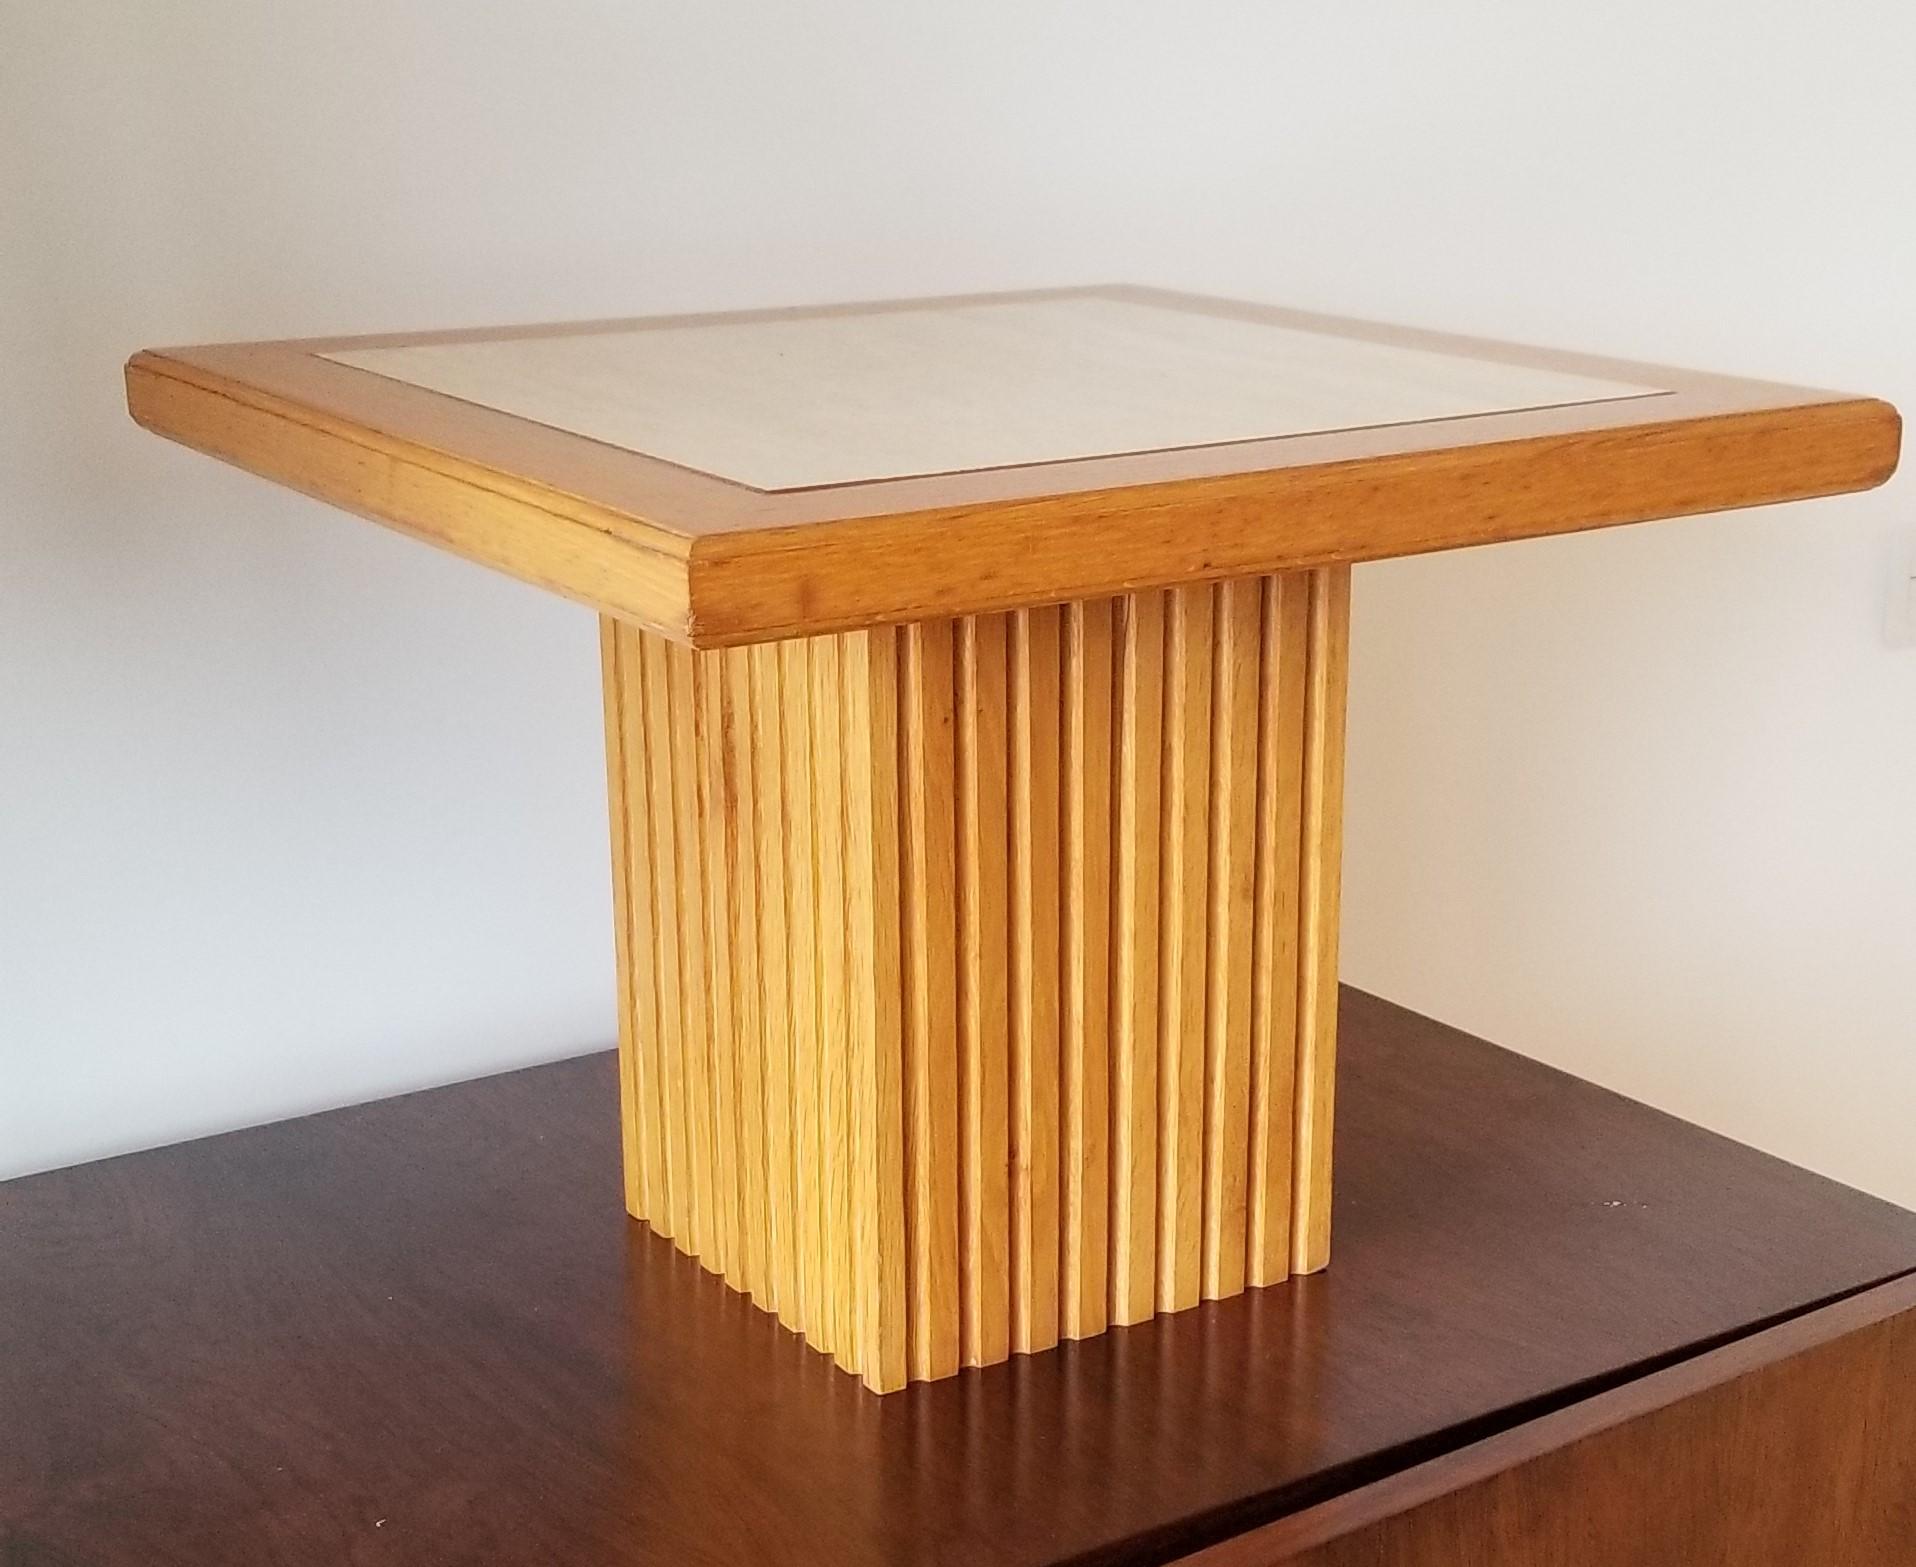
top-left (719, 649), bottom-right (768, 1304)
top-left (1009, 606), bottom-right (1062, 1355)
top-left (666, 644), bottom-right (718, 1271)
top-left (843, 630), bottom-right (909, 1392)
top-left (1203, 579), bottom-right (1263, 1301)
top-left (127, 285), bottom-right (1900, 647)
top-left (598, 621), bottom-right (648, 1222)
top-left (125, 352), bottom-right (695, 636)
top-left (748, 641), bottom-right (797, 1329)
top-left (1159, 584), bottom-right (1216, 1314)
top-left (1060, 597), bottom-right (1113, 1341)
top-left (899, 621), bottom-right (962, 1381)
top-left (1247, 576), bottom-right (1310, 1287)
top-left (810, 639), bottom-right (851, 1358)
top-left (633, 633), bottom-right (685, 1244)
top-left (956, 612), bottom-right (1013, 1370)
top-left (1110, 589), bottom-right (1166, 1328)
top-left (695, 659), bottom-right (743, 1290)
top-left (600, 573), bottom-right (1346, 1385)
top-left (1177, 1273), bottom-right (1916, 1567)
top-left (1291, 568), bottom-right (1350, 1276)
top-left (779, 638), bottom-right (823, 1339)
top-left (10, 991), bottom-right (1916, 1566)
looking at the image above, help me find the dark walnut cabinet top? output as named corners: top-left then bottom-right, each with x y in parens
top-left (5, 988), bottom-right (1916, 1565)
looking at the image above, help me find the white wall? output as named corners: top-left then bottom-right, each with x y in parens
top-left (1265, 5), bottom-right (1916, 1212)
top-left (4, 1), bottom-right (1911, 1201)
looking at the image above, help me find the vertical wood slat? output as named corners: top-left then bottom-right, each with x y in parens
top-left (665, 645), bottom-right (717, 1269)
top-left (1009, 606), bottom-right (1062, 1355)
top-left (599, 620), bottom-right (648, 1222)
top-left (1060, 598), bottom-right (1112, 1342)
top-left (1110, 590), bottom-right (1165, 1328)
top-left (900, 622), bottom-right (962, 1383)
top-left (1247, 574), bottom-right (1311, 1287)
top-left (956, 614), bottom-right (1012, 1369)
top-left (631, 632), bottom-right (673, 1234)
top-left (812, 642), bottom-right (851, 1357)
top-left (719, 649), bottom-right (768, 1305)
top-left (844, 629), bottom-right (909, 1391)
top-left (597, 567), bottom-right (1350, 1388)
top-left (1202, 580), bottom-right (1262, 1301)
top-left (697, 652), bottom-right (744, 1291)
top-left (1292, 565), bottom-right (1352, 1277)
top-left (749, 643), bottom-right (798, 1329)
top-left (780, 639), bottom-right (823, 1343)
top-left (641, 640), bottom-right (690, 1250)
top-left (1157, 584), bottom-right (1215, 1315)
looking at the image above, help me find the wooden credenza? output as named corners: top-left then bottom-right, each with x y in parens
top-left (4, 988), bottom-right (1912, 1564)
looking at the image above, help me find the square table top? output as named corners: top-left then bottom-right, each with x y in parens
top-left (126, 285), bottom-right (1899, 646)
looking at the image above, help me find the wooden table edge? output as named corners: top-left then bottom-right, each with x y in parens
top-left (1169, 1266), bottom-right (1916, 1565)
top-left (126, 332), bottom-right (1899, 649)
top-left (683, 396), bottom-right (1901, 645)
top-left (125, 351), bottom-right (698, 639)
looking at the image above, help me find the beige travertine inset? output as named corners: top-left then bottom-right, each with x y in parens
top-left (325, 295), bottom-right (1664, 491)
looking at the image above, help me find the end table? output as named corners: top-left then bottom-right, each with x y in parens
top-left (126, 286), bottom-right (1899, 1390)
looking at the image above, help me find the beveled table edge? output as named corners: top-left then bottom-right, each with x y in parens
top-left (126, 286), bottom-right (1901, 645)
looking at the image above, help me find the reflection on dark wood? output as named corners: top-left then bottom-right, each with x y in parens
top-left (3, 990), bottom-right (1914, 1565)
top-left (1185, 1275), bottom-right (1916, 1565)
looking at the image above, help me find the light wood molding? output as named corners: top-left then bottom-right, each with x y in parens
top-left (126, 286), bottom-right (1899, 647)
top-left (600, 568), bottom-right (1347, 1390)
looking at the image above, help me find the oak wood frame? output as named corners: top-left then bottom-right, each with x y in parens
top-left (125, 286), bottom-right (1900, 648)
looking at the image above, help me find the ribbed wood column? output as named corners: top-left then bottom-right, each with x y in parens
top-left (599, 567), bottom-right (1350, 1392)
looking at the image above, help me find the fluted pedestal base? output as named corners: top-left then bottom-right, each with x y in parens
top-left (599, 567), bottom-right (1349, 1391)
